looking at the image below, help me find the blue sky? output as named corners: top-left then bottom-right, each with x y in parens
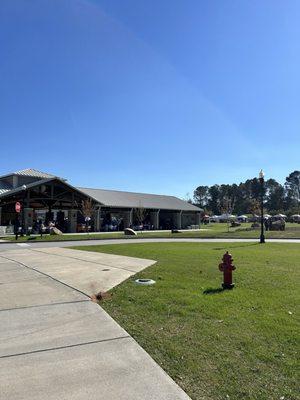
top-left (1, 0), bottom-right (299, 197)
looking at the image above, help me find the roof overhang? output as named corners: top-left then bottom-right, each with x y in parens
top-left (0, 177), bottom-right (98, 203)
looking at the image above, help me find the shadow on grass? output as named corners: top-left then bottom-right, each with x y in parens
top-left (203, 287), bottom-right (224, 295)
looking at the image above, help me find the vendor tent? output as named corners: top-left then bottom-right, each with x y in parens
top-left (291, 214), bottom-right (300, 221)
top-left (209, 215), bottom-right (220, 222)
top-left (219, 214), bottom-right (236, 221)
top-left (274, 214), bottom-right (287, 218)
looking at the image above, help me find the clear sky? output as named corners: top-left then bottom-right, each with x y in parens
top-left (1, 0), bottom-right (299, 197)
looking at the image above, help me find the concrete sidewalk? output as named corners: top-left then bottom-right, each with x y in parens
top-left (1, 247), bottom-right (156, 296)
top-left (0, 248), bottom-right (191, 400)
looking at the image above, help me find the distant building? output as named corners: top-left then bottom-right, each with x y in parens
top-left (0, 168), bottom-right (202, 233)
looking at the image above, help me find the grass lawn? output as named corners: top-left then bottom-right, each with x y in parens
top-left (72, 242), bottom-right (300, 400)
top-left (2, 222), bottom-right (300, 241)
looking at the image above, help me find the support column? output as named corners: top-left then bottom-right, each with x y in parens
top-left (45, 204), bottom-right (54, 225)
top-left (150, 210), bottom-right (160, 229)
top-left (24, 208), bottom-right (34, 231)
top-left (172, 211), bottom-right (182, 229)
top-left (177, 211), bottom-right (182, 229)
top-left (196, 213), bottom-right (201, 228)
top-left (68, 209), bottom-right (77, 233)
top-left (123, 209), bottom-right (133, 228)
top-left (95, 207), bottom-right (102, 231)
top-left (0, 207), bottom-right (5, 236)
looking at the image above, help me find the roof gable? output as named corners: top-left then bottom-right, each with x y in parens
top-left (0, 168), bottom-right (62, 180)
top-left (0, 177), bottom-right (90, 200)
top-left (13, 168), bottom-right (56, 178)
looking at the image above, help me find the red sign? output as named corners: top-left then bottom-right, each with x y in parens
top-left (15, 202), bottom-right (21, 213)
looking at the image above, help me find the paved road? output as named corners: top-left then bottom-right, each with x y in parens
top-left (0, 247), bottom-right (190, 400)
top-left (0, 237), bottom-right (299, 251)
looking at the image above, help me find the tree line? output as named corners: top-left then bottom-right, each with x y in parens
top-left (192, 170), bottom-right (300, 216)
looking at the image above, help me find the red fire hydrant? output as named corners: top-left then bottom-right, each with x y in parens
top-left (219, 251), bottom-right (236, 289)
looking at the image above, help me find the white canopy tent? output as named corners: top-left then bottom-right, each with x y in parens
top-left (219, 214), bottom-right (236, 221)
top-left (291, 214), bottom-right (300, 221)
top-left (209, 215), bottom-right (220, 222)
top-left (237, 215), bottom-right (248, 223)
top-left (273, 214), bottom-right (287, 219)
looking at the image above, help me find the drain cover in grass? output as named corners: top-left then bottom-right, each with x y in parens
top-left (135, 278), bottom-right (156, 285)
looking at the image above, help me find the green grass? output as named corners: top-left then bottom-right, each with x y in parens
top-left (2, 222), bottom-right (300, 241)
top-left (72, 242), bottom-right (300, 400)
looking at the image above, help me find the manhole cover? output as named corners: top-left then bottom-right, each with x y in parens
top-left (135, 279), bottom-right (156, 285)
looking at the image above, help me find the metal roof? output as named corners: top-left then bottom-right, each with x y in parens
top-left (0, 168), bottom-right (57, 180)
top-left (13, 168), bottom-right (56, 178)
top-left (78, 187), bottom-right (201, 212)
top-left (0, 181), bottom-right (13, 196)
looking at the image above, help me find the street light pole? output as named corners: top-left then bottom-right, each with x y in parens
top-left (259, 169), bottom-right (265, 244)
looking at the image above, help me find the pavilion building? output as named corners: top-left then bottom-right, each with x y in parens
top-left (0, 168), bottom-right (202, 233)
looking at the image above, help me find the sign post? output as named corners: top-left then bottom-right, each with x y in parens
top-left (15, 202), bottom-right (21, 240)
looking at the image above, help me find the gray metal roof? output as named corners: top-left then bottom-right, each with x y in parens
top-left (0, 168), bottom-right (57, 180)
top-left (0, 181), bottom-right (13, 196)
top-left (78, 187), bottom-right (201, 212)
top-left (13, 168), bottom-right (56, 178)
